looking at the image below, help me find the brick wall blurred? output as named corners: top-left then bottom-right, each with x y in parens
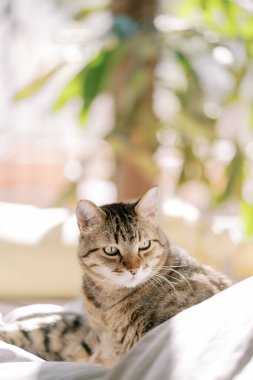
top-left (0, 161), bottom-right (68, 207)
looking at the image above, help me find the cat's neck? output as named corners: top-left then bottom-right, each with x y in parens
top-left (82, 272), bottom-right (138, 309)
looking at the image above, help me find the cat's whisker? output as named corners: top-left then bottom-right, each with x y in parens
top-left (157, 275), bottom-right (179, 299)
top-left (91, 277), bottom-right (110, 290)
top-left (150, 274), bottom-right (167, 293)
top-left (152, 264), bottom-right (188, 269)
top-left (166, 274), bottom-right (180, 282)
top-left (153, 272), bottom-right (178, 286)
top-left (151, 272), bottom-right (179, 298)
top-left (153, 266), bottom-right (178, 284)
top-left (169, 268), bottom-right (195, 295)
top-left (149, 276), bottom-right (162, 290)
top-left (157, 276), bottom-right (178, 287)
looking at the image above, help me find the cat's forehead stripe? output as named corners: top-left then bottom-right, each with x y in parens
top-left (114, 217), bottom-right (120, 244)
top-left (101, 203), bottom-right (138, 243)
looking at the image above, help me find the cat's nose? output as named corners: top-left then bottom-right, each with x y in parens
top-left (129, 268), bottom-right (138, 275)
top-left (122, 257), bottom-right (140, 275)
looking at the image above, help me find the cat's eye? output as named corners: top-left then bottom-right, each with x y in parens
top-left (103, 246), bottom-right (120, 256)
top-left (139, 240), bottom-right (151, 250)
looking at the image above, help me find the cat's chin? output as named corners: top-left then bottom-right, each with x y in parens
top-left (119, 277), bottom-right (147, 288)
top-left (111, 268), bottom-right (151, 288)
top-left (95, 266), bottom-right (151, 288)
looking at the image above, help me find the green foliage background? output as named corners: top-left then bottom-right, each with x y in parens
top-left (15, 0), bottom-right (253, 237)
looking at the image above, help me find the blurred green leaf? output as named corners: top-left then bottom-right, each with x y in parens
top-left (81, 52), bottom-right (108, 112)
top-left (74, 6), bottom-right (105, 20)
top-left (216, 148), bottom-right (244, 203)
top-left (53, 47), bottom-right (126, 122)
top-left (178, 142), bottom-right (207, 185)
top-left (176, 0), bottom-right (201, 17)
top-left (177, 0), bottom-right (253, 40)
top-left (79, 48), bottom-right (125, 122)
top-left (52, 75), bottom-right (82, 111)
top-left (14, 65), bottom-right (63, 100)
top-left (79, 106), bottom-right (89, 124)
top-left (241, 201), bottom-right (253, 237)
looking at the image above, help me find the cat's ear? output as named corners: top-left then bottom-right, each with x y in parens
top-left (135, 186), bottom-right (159, 221)
top-left (76, 200), bottom-right (105, 232)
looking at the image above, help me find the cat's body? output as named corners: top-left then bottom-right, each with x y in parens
top-left (81, 246), bottom-right (229, 365)
top-left (0, 188), bottom-right (231, 365)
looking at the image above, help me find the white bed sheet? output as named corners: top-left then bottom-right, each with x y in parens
top-left (0, 276), bottom-right (253, 380)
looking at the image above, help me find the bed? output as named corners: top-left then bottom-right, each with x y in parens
top-left (1, 276), bottom-right (253, 380)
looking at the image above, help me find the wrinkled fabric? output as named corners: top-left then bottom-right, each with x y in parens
top-left (0, 277), bottom-right (253, 380)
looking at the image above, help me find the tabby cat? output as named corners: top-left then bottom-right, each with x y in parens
top-left (0, 187), bottom-right (231, 365)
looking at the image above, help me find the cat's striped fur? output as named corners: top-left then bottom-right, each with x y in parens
top-left (0, 312), bottom-right (99, 361)
top-left (0, 187), bottom-right (231, 365)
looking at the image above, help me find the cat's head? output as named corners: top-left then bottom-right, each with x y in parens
top-left (76, 187), bottom-right (166, 288)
